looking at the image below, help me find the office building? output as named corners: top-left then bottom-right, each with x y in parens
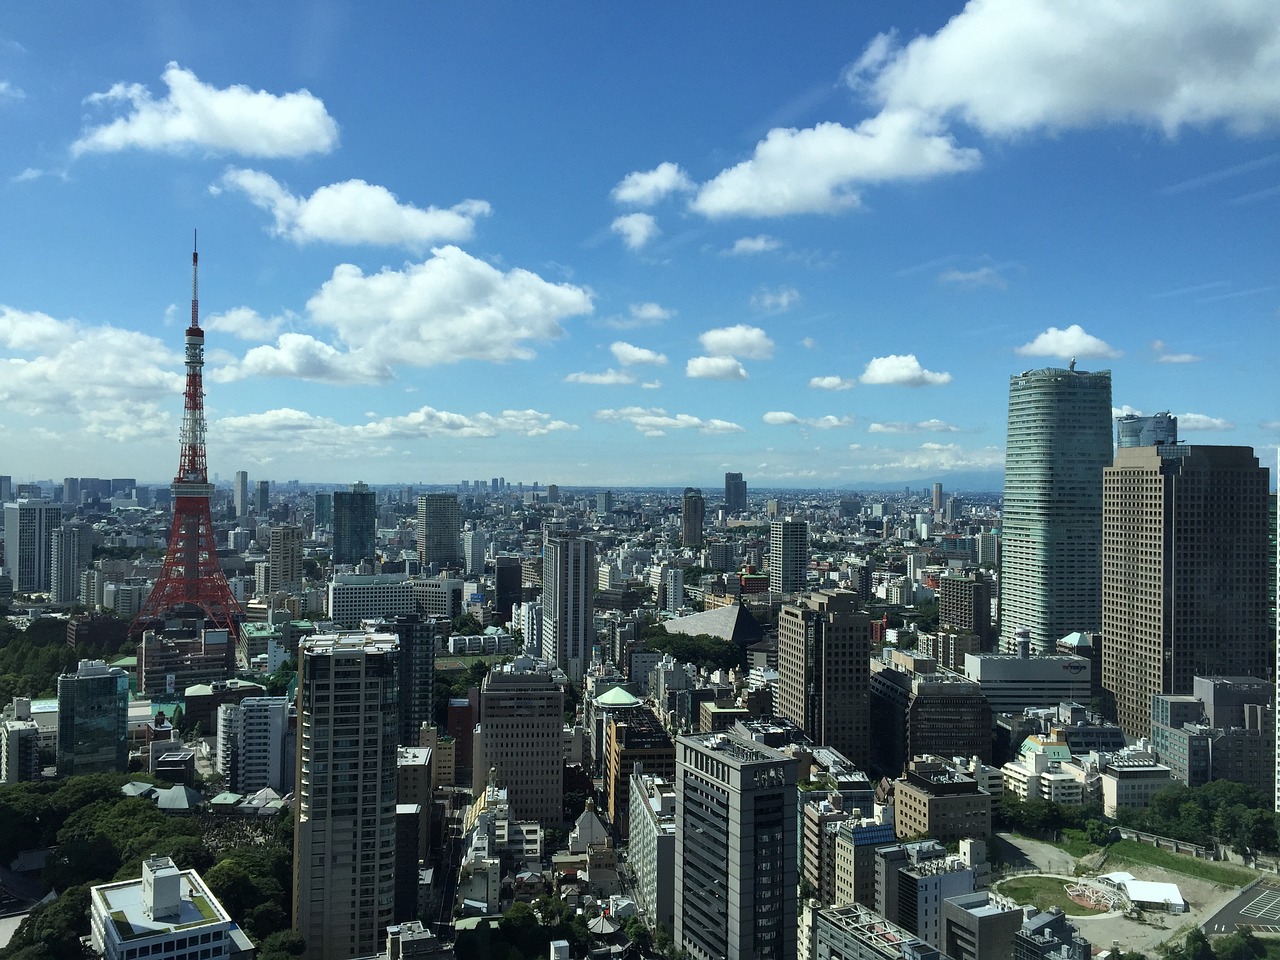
top-left (675, 731), bottom-right (797, 960)
top-left (90, 857), bottom-right (238, 960)
top-left (472, 667), bottom-right (564, 824)
top-left (1116, 411), bottom-right (1178, 448)
top-left (266, 524), bottom-right (304, 594)
top-left (314, 491), bottom-right (333, 529)
top-left (1152, 676), bottom-right (1274, 795)
top-left (893, 757), bottom-right (992, 843)
top-left (50, 520), bottom-right (94, 604)
top-left (56, 659), bottom-right (129, 777)
top-left (327, 574), bottom-right (416, 627)
top-left (1103, 445), bottom-right (1271, 738)
top-left (942, 890), bottom-right (1023, 960)
top-left (777, 589), bottom-right (871, 767)
top-left (216, 696), bottom-right (293, 794)
top-left (386, 613), bottom-right (445, 746)
top-left (2, 497), bottom-right (62, 594)
top-left (682, 487), bottom-right (705, 548)
top-left (833, 809), bottom-right (897, 909)
top-left (254, 479), bottom-right (270, 515)
top-left (604, 706), bottom-right (675, 839)
top-left (963, 653), bottom-right (1091, 716)
top-left (233, 470), bottom-right (249, 516)
top-left (725, 471), bottom-right (747, 514)
top-left (999, 365), bottom-right (1112, 654)
top-left (810, 902), bottom-right (941, 960)
top-left (769, 518), bottom-right (808, 595)
top-left (869, 662), bottom-right (992, 778)
top-left (332, 481), bottom-right (377, 565)
top-left (875, 840), bottom-right (982, 950)
top-left (541, 532), bottom-right (596, 681)
top-left (417, 493), bottom-right (461, 569)
top-left (293, 633), bottom-right (400, 960)
top-left (938, 573), bottom-right (994, 646)
top-left (1012, 908), bottom-right (1090, 959)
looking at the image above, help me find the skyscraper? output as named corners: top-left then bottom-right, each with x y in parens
top-left (314, 491), bottom-right (333, 529)
top-left (675, 731), bottom-right (797, 960)
top-left (266, 525), bottom-right (304, 593)
top-left (293, 633), bottom-right (399, 960)
top-left (233, 470), bottom-right (249, 517)
top-left (1116, 411), bottom-right (1178, 448)
top-left (999, 365), bottom-right (1112, 654)
top-left (776, 589), bottom-right (871, 767)
top-left (1103, 445), bottom-right (1270, 738)
top-left (472, 667), bottom-right (564, 823)
top-left (255, 479), bottom-right (270, 516)
top-left (57, 659), bottom-right (129, 777)
top-left (541, 531), bottom-right (596, 681)
top-left (681, 487), bottom-right (705, 548)
top-left (333, 481), bottom-right (377, 564)
top-left (724, 471), bottom-right (747, 514)
top-left (769, 518), bottom-right (808, 595)
top-left (2, 498), bottom-right (63, 594)
top-left (416, 493), bottom-right (461, 569)
top-left (50, 520), bottom-right (94, 604)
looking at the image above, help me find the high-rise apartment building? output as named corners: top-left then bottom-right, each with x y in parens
top-left (462, 528), bottom-right (487, 576)
top-left (777, 589), bottom-right (871, 767)
top-left (1103, 444), bottom-right (1270, 738)
top-left (233, 470), bottom-right (249, 516)
top-left (932, 482), bottom-right (944, 512)
top-left (675, 731), bottom-right (797, 960)
top-left (769, 518), bottom-right (808, 595)
top-left (332, 481), bottom-right (377, 564)
top-left (681, 488), bottom-right (705, 548)
top-left (217, 696), bottom-right (293, 794)
top-left (293, 633), bottom-right (400, 960)
top-left (386, 614), bottom-right (445, 746)
top-left (2, 498), bottom-right (63, 594)
top-left (472, 667), bottom-right (564, 823)
top-left (50, 520), bottom-right (94, 604)
top-left (57, 659), bottom-right (129, 777)
top-left (266, 524), bottom-right (304, 594)
top-left (724, 472), bottom-right (747, 514)
top-left (417, 493), bottom-right (461, 569)
top-left (938, 572), bottom-right (994, 646)
top-left (999, 365), bottom-right (1112, 654)
top-left (542, 531), bottom-right (596, 681)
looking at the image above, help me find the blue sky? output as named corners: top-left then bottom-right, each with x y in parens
top-left (1, 2), bottom-right (1277, 490)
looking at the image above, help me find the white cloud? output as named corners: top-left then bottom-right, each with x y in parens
top-left (809, 375), bottom-right (855, 391)
top-left (1015, 324), bottom-right (1121, 360)
top-left (1113, 405), bottom-right (1145, 418)
top-left (764, 411), bottom-right (855, 429)
top-left (203, 306), bottom-right (290, 341)
top-left (217, 168), bottom-right (490, 248)
top-left (727, 235), bottom-right (782, 255)
top-left (602, 302), bottom-right (675, 330)
top-left (801, 337), bottom-right (817, 349)
top-left (595, 407), bottom-right (744, 436)
top-left (0, 306), bottom-right (181, 439)
top-left (698, 324), bottom-right (775, 359)
top-left (690, 114), bottom-right (980, 217)
top-left (611, 213), bottom-right (660, 250)
top-left (611, 162), bottom-right (695, 206)
top-left (610, 342), bottom-right (668, 366)
top-left (1151, 339), bottom-right (1202, 363)
top-left (751, 286), bottom-right (800, 313)
top-left (686, 357), bottom-right (748, 380)
top-left (1176, 412), bottom-right (1236, 431)
top-left (211, 332), bottom-right (386, 384)
top-left (855, 442), bottom-right (1005, 476)
top-left (565, 369), bottom-right (636, 385)
top-left (860, 354), bottom-right (952, 386)
top-left (938, 266), bottom-right (1007, 290)
top-left (0, 81), bottom-right (23, 101)
top-left (858, 3), bottom-right (1280, 139)
top-left (869, 419), bottom-right (962, 434)
top-left (72, 62), bottom-right (338, 158)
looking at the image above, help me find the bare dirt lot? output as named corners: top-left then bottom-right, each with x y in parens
top-left (995, 832), bottom-right (1252, 956)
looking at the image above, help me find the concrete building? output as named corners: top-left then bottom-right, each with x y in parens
top-left (462, 528), bottom-right (487, 577)
top-left (963, 652), bottom-right (1091, 716)
top-left (1116, 411), bottom-right (1178, 448)
top-left (542, 532), bottom-right (596, 681)
top-left (999, 366), bottom-right (1112, 654)
top-left (50, 520), bottom-right (94, 604)
top-left (629, 770), bottom-right (676, 933)
top-left (875, 840), bottom-right (982, 950)
top-left (675, 731), bottom-right (798, 960)
top-left (725, 472), bottom-right (747, 514)
top-left (327, 574), bottom-right (416, 627)
top-left (90, 856), bottom-right (240, 960)
top-left (809, 902), bottom-right (941, 960)
top-left (265, 524), bottom-right (303, 594)
top-left (472, 667), bottom-right (564, 824)
top-left (942, 890), bottom-right (1024, 960)
top-left (893, 757), bottom-right (992, 843)
top-left (833, 807), bottom-right (897, 909)
top-left (869, 659), bottom-right (992, 779)
top-left (1000, 732), bottom-right (1084, 806)
top-left (255, 479), bottom-right (270, 516)
top-left (778, 589), bottom-right (871, 767)
top-left (233, 470), bottom-right (249, 517)
top-left (1103, 444), bottom-right (1271, 738)
top-left (216, 696), bottom-right (293, 794)
top-left (938, 573), bottom-right (993, 646)
top-left (0, 716), bottom-right (40, 784)
top-left (1012, 906), bottom-right (1090, 959)
top-left (57, 658), bottom-right (128, 777)
top-left (770, 518), bottom-right (808, 595)
top-left (682, 487), bottom-right (706, 548)
top-left (293, 632), bottom-right (400, 960)
top-left (417, 493), bottom-right (461, 569)
top-left (2, 497), bottom-right (62, 594)
top-left (604, 706), bottom-right (675, 839)
top-left (332, 480), bottom-right (377, 565)
top-left (1100, 754), bottom-right (1175, 818)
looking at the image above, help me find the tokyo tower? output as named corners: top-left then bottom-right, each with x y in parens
top-left (131, 237), bottom-right (241, 635)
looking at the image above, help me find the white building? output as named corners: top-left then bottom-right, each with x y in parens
top-left (217, 697), bottom-right (293, 795)
top-left (326, 574), bottom-right (415, 627)
top-left (629, 771), bottom-right (676, 933)
top-left (542, 532), bottom-right (596, 681)
top-left (90, 856), bottom-right (241, 960)
top-left (2, 498), bottom-right (62, 594)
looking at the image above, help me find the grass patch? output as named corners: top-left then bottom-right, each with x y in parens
top-left (996, 875), bottom-right (1109, 917)
top-left (1057, 829), bottom-right (1099, 859)
top-left (1108, 839), bottom-right (1256, 886)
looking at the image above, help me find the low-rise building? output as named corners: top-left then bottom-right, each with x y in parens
top-left (893, 757), bottom-right (992, 843)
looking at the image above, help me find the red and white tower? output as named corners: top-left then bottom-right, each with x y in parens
top-left (132, 238), bottom-right (241, 635)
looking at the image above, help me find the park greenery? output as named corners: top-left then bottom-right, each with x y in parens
top-left (640, 624), bottom-right (743, 673)
top-left (0, 773), bottom-right (300, 960)
top-left (0, 612), bottom-right (134, 702)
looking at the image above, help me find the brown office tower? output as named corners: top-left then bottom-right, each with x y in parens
top-left (1102, 445), bottom-right (1270, 739)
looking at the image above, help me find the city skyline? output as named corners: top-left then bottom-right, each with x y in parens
top-left (2, 4), bottom-right (1279, 488)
